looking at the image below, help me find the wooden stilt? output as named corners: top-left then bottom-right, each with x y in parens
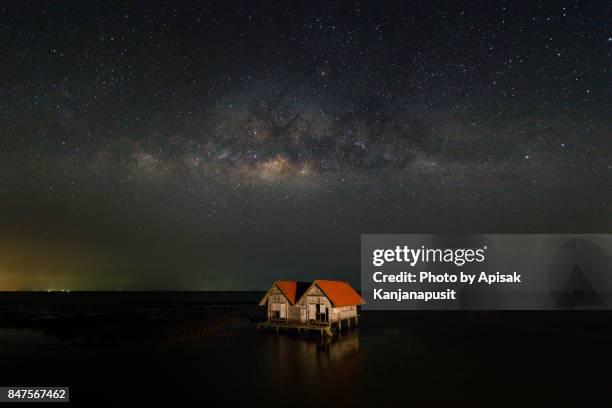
top-left (256, 321), bottom-right (340, 337)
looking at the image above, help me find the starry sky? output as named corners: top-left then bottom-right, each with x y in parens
top-left (1, 1), bottom-right (610, 290)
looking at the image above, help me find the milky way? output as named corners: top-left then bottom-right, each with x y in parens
top-left (0, 1), bottom-right (610, 290)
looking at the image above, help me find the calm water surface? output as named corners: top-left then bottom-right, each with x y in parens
top-left (0, 293), bottom-right (611, 405)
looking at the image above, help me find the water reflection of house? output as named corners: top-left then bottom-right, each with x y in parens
top-left (258, 280), bottom-right (364, 336)
top-left (259, 329), bottom-right (362, 405)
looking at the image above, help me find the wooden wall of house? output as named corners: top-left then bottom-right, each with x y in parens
top-left (297, 285), bottom-right (335, 322)
top-left (332, 305), bottom-right (357, 321)
top-left (265, 283), bottom-right (359, 324)
top-left (288, 305), bottom-right (302, 321)
top-left (266, 286), bottom-right (289, 320)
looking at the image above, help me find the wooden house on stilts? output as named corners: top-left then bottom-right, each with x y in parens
top-left (257, 280), bottom-right (364, 337)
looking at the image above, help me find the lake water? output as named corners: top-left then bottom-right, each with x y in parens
top-left (0, 292), bottom-right (611, 405)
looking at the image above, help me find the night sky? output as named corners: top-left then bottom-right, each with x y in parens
top-left (1, 1), bottom-right (610, 290)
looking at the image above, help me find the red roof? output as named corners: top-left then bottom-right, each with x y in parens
top-left (313, 280), bottom-right (365, 307)
top-left (274, 280), bottom-right (310, 305)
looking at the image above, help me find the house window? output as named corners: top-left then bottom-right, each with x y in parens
top-left (270, 303), bottom-right (282, 320)
top-left (315, 303), bottom-right (328, 322)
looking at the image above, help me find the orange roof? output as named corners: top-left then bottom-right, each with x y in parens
top-left (274, 280), bottom-right (310, 305)
top-left (313, 280), bottom-right (365, 307)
